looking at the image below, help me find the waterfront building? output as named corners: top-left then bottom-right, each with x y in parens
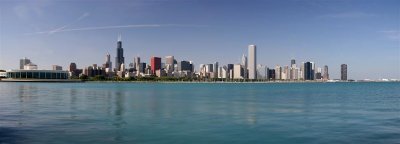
top-left (304, 62), bottom-right (314, 80)
top-left (227, 64), bottom-right (234, 79)
top-left (341, 64), bottom-right (347, 81)
top-left (275, 65), bottom-right (282, 80)
top-left (248, 45), bottom-right (257, 79)
top-left (299, 62), bottom-right (304, 80)
top-left (315, 67), bottom-right (322, 80)
top-left (151, 57), bottom-right (161, 75)
top-left (178, 61), bottom-right (192, 72)
top-left (233, 64), bottom-right (243, 79)
top-left (241, 54), bottom-right (248, 79)
top-left (20, 57), bottom-right (31, 69)
top-left (5, 69), bottom-right (69, 81)
top-left (52, 65), bottom-right (62, 70)
top-left (323, 65), bottom-right (329, 80)
top-left (213, 62), bottom-right (219, 78)
top-left (267, 68), bottom-right (275, 81)
top-left (115, 34), bottom-right (125, 71)
top-left (218, 66), bottom-right (227, 79)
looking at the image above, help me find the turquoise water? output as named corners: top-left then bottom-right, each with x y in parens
top-left (0, 82), bottom-right (399, 144)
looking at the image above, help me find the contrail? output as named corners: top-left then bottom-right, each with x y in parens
top-left (25, 24), bottom-right (207, 35)
top-left (48, 12), bottom-right (90, 34)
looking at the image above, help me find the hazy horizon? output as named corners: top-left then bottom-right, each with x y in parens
top-left (0, 0), bottom-right (399, 80)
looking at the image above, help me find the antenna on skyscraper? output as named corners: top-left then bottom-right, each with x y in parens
top-left (118, 33), bottom-right (122, 42)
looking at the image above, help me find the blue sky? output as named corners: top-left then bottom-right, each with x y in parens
top-left (0, 0), bottom-right (399, 80)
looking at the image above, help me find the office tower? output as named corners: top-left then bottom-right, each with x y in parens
top-left (275, 66), bottom-right (282, 80)
top-left (178, 61), bottom-right (192, 72)
top-left (134, 57), bottom-right (140, 70)
top-left (218, 66), bottom-right (228, 79)
top-left (20, 57), bottom-right (31, 69)
top-left (52, 65), bottom-right (62, 70)
top-left (241, 54), bottom-right (248, 79)
top-left (151, 57), bottom-right (161, 74)
top-left (267, 68), bottom-right (275, 80)
top-left (233, 64), bottom-right (243, 79)
top-left (311, 62), bottom-right (315, 80)
top-left (115, 34), bottom-right (125, 71)
top-left (323, 65), bottom-right (329, 80)
top-left (165, 56), bottom-right (174, 66)
top-left (315, 67), bottom-right (322, 80)
top-left (214, 62), bottom-right (218, 78)
top-left (69, 63), bottom-right (77, 72)
top-left (341, 64), bottom-right (347, 81)
top-left (103, 53), bottom-right (112, 70)
top-left (227, 64), bottom-right (234, 79)
top-left (291, 59), bottom-right (296, 67)
top-left (248, 44), bottom-right (257, 79)
top-left (282, 66), bottom-right (289, 80)
top-left (304, 62), bottom-right (314, 80)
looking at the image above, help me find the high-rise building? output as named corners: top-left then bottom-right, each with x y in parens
top-left (178, 60), bottom-right (192, 72)
top-left (291, 59), bottom-right (296, 67)
top-left (227, 64), bottom-right (234, 79)
top-left (267, 68), bottom-right (275, 80)
top-left (151, 57), bottom-right (161, 74)
top-left (134, 57), bottom-right (140, 70)
top-left (165, 56), bottom-right (174, 66)
top-left (52, 65), bottom-right (62, 70)
top-left (315, 67), bottom-right (322, 80)
top-left (213, 62), bottom-right (218, 78)
top-left (323, 65), bottom-right (329, 80)
top-left (304, 62), bottom-right (314, 80)
top-left (275, 65), bottom-right (282, 80)
top-left (20, 57), bottom-right (31, 69)
top-left (103, 53), bottom-right (112, 70)
top-left (241, 54), bottom-right (248, 79)
top-left (341, 64), bottom-right (347, 81)
top-left (248, 44), bottom-right (257, 79)
top-left (69, 63), bottom-right (77, 72)
top-left (115, 34), bottom-right (125, 71)
top-left (233, 64), bottom-right (243, 79)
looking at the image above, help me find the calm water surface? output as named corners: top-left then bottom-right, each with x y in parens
top-left (0, 82), bottom-right (399, 144)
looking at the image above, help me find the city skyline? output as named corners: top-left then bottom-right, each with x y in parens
top-left (0, 0), bottom-right (399, 80)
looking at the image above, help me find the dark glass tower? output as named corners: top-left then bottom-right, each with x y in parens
top-left (341, 64), bottom-right (347, 81)
top-left (115, 35), bottom-right (125, 71)
top-left (304, 62), bottom-right (314, 80)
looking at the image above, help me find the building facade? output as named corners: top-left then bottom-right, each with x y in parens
top-left (248, 45), bottom-right (257, 79)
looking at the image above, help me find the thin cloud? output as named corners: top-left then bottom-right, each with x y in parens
top-left (319, 12), bottom-right (377, 18)
top-left (379, 30), bottom-right (400, 40)
top-left (24, 24), bottom-right (208, 35)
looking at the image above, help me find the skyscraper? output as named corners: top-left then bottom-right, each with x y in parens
top-left (275, 65), bottom-right (282, 80)
top-left (115, 34), bottom-right (125, 71)
top-left (214, 62), bottom-right (218, 78)
top-left (165, 56), bottom-right (174, 71)
top-left (20, 57), bottom-right (31, 69)
top-left (323, 65), bottom-right (329, 80)
top-left (248, 44), bottom-right (257, 79)
top-left (151, 57), bottom-right (161, 75)
top-left (304, 62), bottom-right (314, 80)
top-left (291, 59), bottom-right (296, 67)
top-left (341, 64), bottom-right (347, 81)
top-left (241, 54), bottom-right (247, 79)
top-left (104, 53), bottom-right (112, 70)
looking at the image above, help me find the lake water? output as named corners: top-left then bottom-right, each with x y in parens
top-left (0, 82), bottom-right (399, 144)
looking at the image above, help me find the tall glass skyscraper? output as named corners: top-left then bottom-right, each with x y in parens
top-left (341, 64), bottom-right (347, 81)
top-left (115, 34), bottom-right (125, 71)
top-left (248, 45), bottom-right (257, 79)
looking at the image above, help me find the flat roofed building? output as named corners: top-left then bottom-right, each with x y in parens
top-left (6, 70), bottom-right (69, 80)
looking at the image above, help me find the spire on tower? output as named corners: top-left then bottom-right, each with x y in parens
top-left (118, 34), bottom-right (122, 42)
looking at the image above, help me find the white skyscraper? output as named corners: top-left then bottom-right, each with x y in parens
top-left (248, 44), bottom-right (257, 79)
